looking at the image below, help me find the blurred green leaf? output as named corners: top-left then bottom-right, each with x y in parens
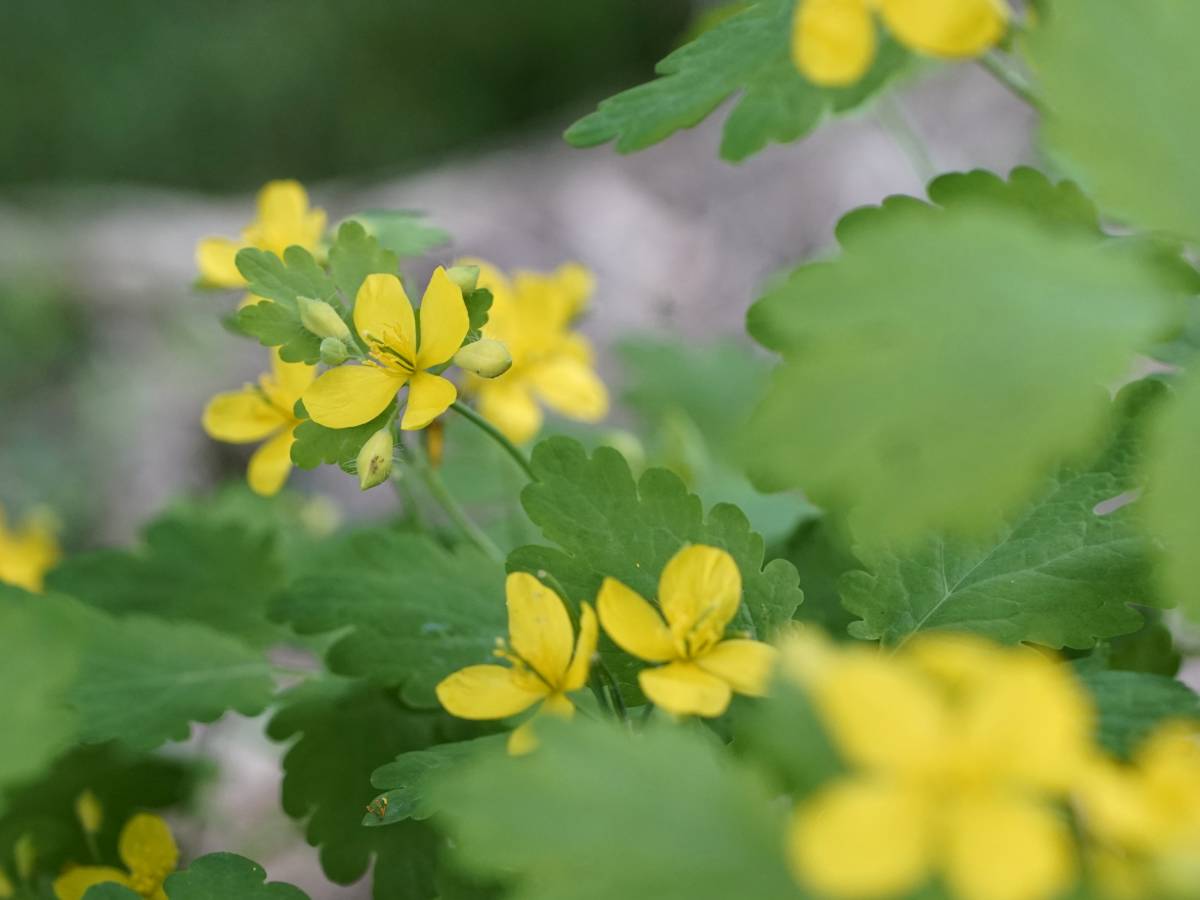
top-left (290, 399), bottom-right (397, 473)
top-left (840, 382), bottom-right (1163, 649)
top-left (234, 246), bottom-right (339, 363)
top-left (366, 735), bottom-right (506, 828)
top-left (329, 221), bottom-right (399, 303)
top-left (434, 720), bottom-right (799, 900)
top-left (779, 517), bottom-right (859, 637)
top-left (1080, 670), bottom-right (1200, 759)
top-left (1107, 612), bottom-right (1181, 678)
top-left (234, 300), bottom-right (322, 365)
top-left (565, 0), bottom-right (905, 161)
top-left (745, 180), bottom-right (1183, 545)
top-left (348, 212), bottom-right (450, 260)
top-left (163, 853), bottom-right (309, 899)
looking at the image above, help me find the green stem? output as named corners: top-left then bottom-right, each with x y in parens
top-left (978, 51), bottom-right (1042, 110)
top-left (449, 401), bottom-right (537, 481)
top-left (875, 95), bottom-right (938, 185)
top-left (595, 661), bottom-right (627, 723)
top-left (391, 469), bottom-right (426, 531)
top-left (410, 440), bottom-right (504, 562)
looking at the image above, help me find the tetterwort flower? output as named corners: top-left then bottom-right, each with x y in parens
top-left (0, 503), bottom-right (60, 592)
top-left (195, 180), bottom-right (326, 289)
top-left (302, 270), bottom-right (468, 431)
top-left (465, 260), bottom-right (608, 445)
top-left (202, 350), bottom-right (315, 496)
top-left (436, 572), bottom-right (597, 754)
top-left (596, 545), bottom-right (776, 717)
top-left (784, 632), bottom-right (1093, 900)
top-left (54, 813), bottom-right (178, 900)
top-left (792, 0), bottom-right (1009, 87)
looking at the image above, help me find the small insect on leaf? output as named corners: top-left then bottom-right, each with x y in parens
top-left (365, 795), bottom-right (389, 820)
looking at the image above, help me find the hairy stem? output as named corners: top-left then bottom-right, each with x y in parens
top-left (449, 401), bottom-right (537, 481)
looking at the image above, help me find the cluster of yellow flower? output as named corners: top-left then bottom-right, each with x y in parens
top-left (781, 632), bottom-right (1200, 900)
top-left (53, 811), bottom-right (178, 900)
top-left (436, 544), bottom-right (777, 752)
top-left (196, 181), bottom-right (608, 496)
top-left (0, 502), bottom-right (60, 593)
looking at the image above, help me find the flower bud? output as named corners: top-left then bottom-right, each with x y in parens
top-left (445, 265), bottom-right (479, 294)
top-left (453, 339), bottom-right (512, 379)
top-left (357, 428), bottom-right (394, 491)
top-left (14, 835), bottom-right (34, 881)
top-left (75, 789), bottom-right (103, 835)
top-left (0, 868), bottom-right (13, 898)
top-left (320, 336), bottom-right (349, 366)
top-left (298, 298), bottom-right (352, 342)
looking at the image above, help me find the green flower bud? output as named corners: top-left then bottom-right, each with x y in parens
top-left (75, 789), bottom-right (103, 835)
top-left (453, 338), bottom-right (512, 379)
top-left (357, 428), bottom-right (395, 491)
top-left (445, 265), bottom-right (480, 294)
top-left (320, 336), bottom-right (350, 366)
top-left (14, 835), bottom-right (34, 881)
top-left (299, 298), bottom-right (352, 342)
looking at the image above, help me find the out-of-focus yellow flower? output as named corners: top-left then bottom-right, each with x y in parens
top-left (0, 503), bottom-right (60, 593)
top-left (195, 180), bottom-right (326, 289)
top-left (75, 790), bottom-right (103, 835)
top-left (792, 0), bottom-right (1009, 87)
top-left (436, 572), bottom-right (597, 754)
top-left (597, 545), bottom-right (776, 717)
top-left (463, 260), bottom-right (608, 445)
top-left (302, 270), bottom-right (468, 431)
top-left (1077, 722), bottom-right (1200, 900)
top-left (783, 631), bottom-right (1092, 900)
top-left (54, 813), bottom-right (178, 900)
top-left (202, 350), bottom-right (315, 496)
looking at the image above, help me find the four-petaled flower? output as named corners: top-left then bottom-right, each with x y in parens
top-left (783, 632), bottom-right (1093, 900)
top-left (195, 180), bottom-right (326, 289)
top-left (597, 544), bottom-right (777, 717)
top-left (302, 270), bottom-right (468, 431)
top-left (436, 572), bottom-right (597, 754)
top-left (202, 350), bottom-right (315, 496)
top-left (464, 260), bottom-right (608, 445)
top-left (54, 813), bottom-right (178, 900)
top-left (0, 502), bottom-right (60, 593)
top-left (792, 0), bottom-right (1009, 87)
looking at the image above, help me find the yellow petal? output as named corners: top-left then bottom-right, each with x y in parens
top-left (638, 661), bottom-right (732, 717)
top-left (879, 0), bottom-right (1007, 58)
top-left (401, 371), bottom-right (457, 430)
top-left (303, 364), bottom-right (405, 429)
top-left (0, 508), bottom-right (60, 593)
top-left (202, 387), bottom-right (285, 443)
top-left (943, 795), bottom-right (1075, 900)
top-left (788, 779), bottom-right (933, 897)
top-left (792, 0), bottom-right (878, 87)
top-left (477, 379), bottom-right (543, 445)
top-left (658, 545), bottom-right (742, 651)
top-left (268, 352), bottom-right (317, 407)
top-left (416, 266), bottom-right (470, 368)
top-left (696, 639), bottom-right (778, 697)
top-left (563, 602), bottom-right (598, 692)
top-left (195, 237), bottom-right (245, 288)
top-left (53, 866), bottom-right (133, 900)
top-left (436, 664), bottom-right (547, 719)
top-left (119, 813), bottom-right (178, 889)
top-left (596, 577), bottom-right (676, 663)
top-left (528, 355), bottom-right (609, 422)
top-left (256, 179), bottom-right (310, 227)
top-left (507, 693), bottom-right (575, 756)
top-left (247, 428), bottom-right (295, 497)
top-left (551, 262), bottom-right (595, 318)
top-left (354, 273), bottom-right (417, 363)
top-left (506, 572), bottom-right (576, 687)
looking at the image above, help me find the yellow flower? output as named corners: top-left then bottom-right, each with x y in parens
top-left (202, 349), bottom-right (315, 496)
top-left (195, 180), bottom-right (326, 289)
top-left (436, 572), bottom-right (597, 754)
top-left (1077, 722), bottom-right (1200, 899)
top-left (464, 260), bottom-right (608, 445)
top-left (783, 632), bottom-right (1092, 900)
top-left (596, 545), bottom-right (777, 717)
top-left (302, 270), bottom-right (468, 431)
top-left (54, 813), bottom-right (178, 900)
top-left (792, 0), bottom-right (1009, 87)
top-left (0, 503), bottom-right (60, 593)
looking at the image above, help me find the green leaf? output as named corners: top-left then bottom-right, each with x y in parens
top-left (46, 507), bottom-right (286, 648)
top-left (266, 678), bottom-right (477, 898)
top-left (83, 886), bottom-right (141, 900)
top-left (366, 735), bottom-right (506, 828)
top-left (290, 399), bottom-right (397, 472)
top-left (1144, 370), bottom-right (1200, 621)
top-left (434, 720), bottom-right (799, 900)
top-left (163, 853), bottom-right (309, 899)
top-left (271, 532), bottom-right (506, 707)
top-left (511, 437), bottom-right (803, 642)
top-left (840, 382), bottom-right (1163, 650)
top-left (1079, 670), bottom-right (1200, 759)
top-left (236, 246), bottom-right (338, 310)
top-left (347, 211), bottom-right (450, 259)
top-left (463, 287), bottom-right (493, 340)
top-left (744, 180), bottom-right (1184, 545)
top-left (565, 0), bottom-right (906, 161)
top-left (329, 220), bottom-right (398, 302)
top-left (1107, 611), bottom-right (1181, 678)
top-left (779, 517), bottom-right (859, 637)
top-left (234, 299), bottom-right (322, 364)
top-left (1026, 0), bottom-right (1200, 242)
